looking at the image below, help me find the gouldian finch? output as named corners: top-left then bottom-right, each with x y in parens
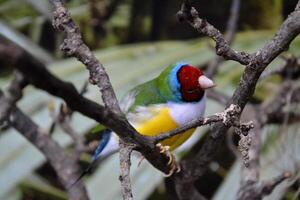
top-left (74, 62), bottom-right (214, 182)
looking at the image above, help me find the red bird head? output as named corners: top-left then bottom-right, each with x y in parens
top-left (177, 65), bottom-right (215, 102)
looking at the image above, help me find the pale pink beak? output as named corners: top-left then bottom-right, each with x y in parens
top-left (198, 75), bottom-right (216, 89)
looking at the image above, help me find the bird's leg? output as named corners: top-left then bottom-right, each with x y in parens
top-left (156, 143), bottom-right (181, 176)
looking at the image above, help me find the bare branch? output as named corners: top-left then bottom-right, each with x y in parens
top-left (174, 1), bottom-right (300, 198)
top-left (260, 55), bottom-right (300, 80)
top-left (0, 71), bottom-right (27, 124)
top-left (119, 141), bottom-right (134, 200)
top-left (0, 86), bottom-right (89, 200)
top-left (225, 0), bottom-right (240, 44)
top-left (1, 40), bottom-right (176, 176)
top-left (237, 77), bottom-right (300, 198)
top-left (9, 107), bottom-right (89, 200)
top-left (206, 0), bottom-right (241, 77)
top-left (177, 0), bottom-right (251, 65)
top-left (50, 0), bottom-right (121, 115)
top-left (153, 104), bottom-right (241, 143)
top-left (237, 171), bottom-right (291, 200)
top-left (48, 81), bottom-right (89, 154)
top-left (261, 172), bottom-right (291, 196)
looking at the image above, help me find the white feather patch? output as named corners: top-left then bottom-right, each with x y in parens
top-left (167, 95), bottom-right (206, 126)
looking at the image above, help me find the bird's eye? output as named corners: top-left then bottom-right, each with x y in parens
top-left (187, 89), bottom-right (195, 93)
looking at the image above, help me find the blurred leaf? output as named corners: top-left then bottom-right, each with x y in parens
top-left (24, 0), bottom-right (52, 20)
top-left (20, 174), bottom-right (67, 200)
top-left (0, 20), bottom-right (53, 63)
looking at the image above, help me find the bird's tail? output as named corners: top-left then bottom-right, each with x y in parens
top-left (68, 129), bottom-right (119, 188)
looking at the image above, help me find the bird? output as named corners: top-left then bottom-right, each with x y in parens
top-left (70, 62), bottom-right (215, 186)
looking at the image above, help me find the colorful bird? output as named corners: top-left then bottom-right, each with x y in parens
top-left (72, 62), bottom-right (215, 184)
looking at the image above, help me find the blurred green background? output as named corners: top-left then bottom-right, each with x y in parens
top-left (0, 0), bottom-right (300, 200)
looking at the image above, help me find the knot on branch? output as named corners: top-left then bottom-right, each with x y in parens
top-left (60, 38), bottom-right (83, 57)
top-left (238, 134), bottom-right (252, 167)
top-left (216, 44), bottom-right (230, 56)
top-left (236, 121), bottom-right (255, 136)
top-left (217, 104), bottom-right (241, 126)
top-left (234, 121), bottom-right (254, 167)
top-left (53, 7), bottom-right (70, 31)
top-left (176, 0), bottom-right (200, 24)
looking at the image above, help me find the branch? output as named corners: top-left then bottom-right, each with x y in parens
top-left (174, 1), bottom-right (300, 198)
top-left (2, 40), bottom-right (172, 174)
top-left (47, 0), bottom-right (178, 175)
top-left (9, 107), bottom-right (89, 200)
top-left (260, 55), bottom-right (300, 80)
top-left (50, 0), bottom-right (121, 115)
top-left (0, 71), bottom-right (27, 124)
top-left (177, 0), bottom-right (251, 66)
top-left (174, 178), bottom-right (208, 200)
top-left (263, 81), bottom-right (300, 124)
top-left (153, 104), bottom-right (241, 143)
top-left (48, 81), bottom-right (89, 155)
top-left (0, 86), bottom-right (89, 200)
top-left (206, 0), bottom-right (241, 77)
top-left (237, 172), bottom-right (291, 200)
top-left (119, 141), bottom-right (134, 200)
top-left (237, 72), bottom-right (300, 198)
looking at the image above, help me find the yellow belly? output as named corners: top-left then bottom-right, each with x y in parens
top-left (135, 107), bottom-right (195, 150)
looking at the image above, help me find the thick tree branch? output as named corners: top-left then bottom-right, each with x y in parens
top-left (50, 0), bottom-right (120, 114)
top-left (1, 41), bottom-right (174, 174)
top-left (173, 1), bottom-right (300, 199)
top-left (47, 1), bottom-right (178, 175)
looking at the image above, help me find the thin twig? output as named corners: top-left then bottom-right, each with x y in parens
top-left (119, 141), bottom-right (134, 200)
top-left (0, 71), bottom-right (27, 124)
top-left (177, 0), bottom-right (251, 66)
top-left (153, 104), bottom-right (241, 143)
top-left (206, 0), bottom-right (241, 77)
top-left (237, 171), bottom-right (291, 200)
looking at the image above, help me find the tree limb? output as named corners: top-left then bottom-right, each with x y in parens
top-left (119, 141), bottom-right (134, 200)
top-left (206, 0), bottom-right (241, 77)
top-left (9, 107), bottom-right (89, 200)
top-left (177, 0), bottom-right (251, 66)
top-left (173, 1), bottom-right (300, 198)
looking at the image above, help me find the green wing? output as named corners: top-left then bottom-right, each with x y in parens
top-left (120, 79), bottom-right (167, 113)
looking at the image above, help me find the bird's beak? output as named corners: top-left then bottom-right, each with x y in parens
top-left (198, 75), bottom-right (216, 89)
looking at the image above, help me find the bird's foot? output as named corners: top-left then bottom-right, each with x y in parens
top-left (156, 143), bottom-right (181, 177)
